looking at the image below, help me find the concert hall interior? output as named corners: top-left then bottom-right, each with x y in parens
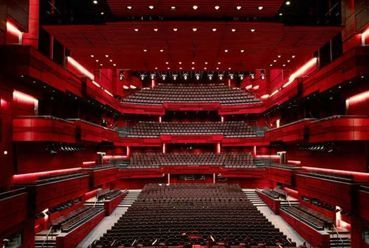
top-left (1, 0), bottom-right (369, 247)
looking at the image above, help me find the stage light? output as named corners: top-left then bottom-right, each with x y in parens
top-left (250, 28), bottom-right (256, 32)
top-left (258, 6), bottom-right (264, 10)
top-left (171, 6), bottom-right (176, 10)
top-left (192, 27), bottom-right (198, 32)
top-left (148, 5), bottom-right (154, 9)
top-left (154, 28), bottom-right (159, 32)
top-left (193, 5), bottom-right (198, 10)
top-left (127, 6), bottom-right (132, 10)
top-left (236, 6), bottom-right (242, 10)
top-left (212, 28), bottom-right (217, 32)
top-left (214, 6), bottom-right (220, 10)
top-left (195, 73), bottom-right (200, 80)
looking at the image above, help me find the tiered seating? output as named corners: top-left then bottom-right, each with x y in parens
top-left (93, 184), bottom-right (295, 247)
top-left (281, 205), bottom-right (334, 230)
top-left (124, 121), bottom-right (264, 137)
top-left (126, 153), bottom-right (258, 168)
top-left (122, 83), bottom-right (261, 105)
top-left (51, 206), bottom-right (104, 232)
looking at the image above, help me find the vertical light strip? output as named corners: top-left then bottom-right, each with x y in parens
top-left (6, 21), bottom-right (23, 43)
top-left (66, 56), bottom-right (95, 80)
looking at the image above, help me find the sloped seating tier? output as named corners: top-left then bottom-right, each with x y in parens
top-left (0, 189), bottom-right (28, 236)
top-left (280, 205), bottom-right (333, 230)
top-left (94, 184), bottom-right (295, 247)
top-left (124, 121), bottom-right (264, 138)
top-left (122, 83), bottom-right (262, 106)
top-left (126, 153), bottom-right (259, 169)
top-left (21, 173), bottom-right (90, 213)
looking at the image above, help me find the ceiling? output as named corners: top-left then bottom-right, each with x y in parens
top-left (44, 21), bottom-right (341, 72)
top-left (106, 0), bottom-right (285, 19)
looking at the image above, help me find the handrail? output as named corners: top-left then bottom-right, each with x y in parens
top-left (332, 224), bottom-right (344, 247)
top-left (42, 226), bottom-right (53, 248)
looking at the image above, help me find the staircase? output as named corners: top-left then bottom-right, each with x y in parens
top-left (34, 232), bottom-right (58, 248)
top-left (329, 232), bottom-right (351, 248)
top-left (242, 189), bottom-right (266, 207)
top-left (119, 190), bottom-right (141, 207)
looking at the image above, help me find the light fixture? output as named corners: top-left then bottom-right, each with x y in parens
top-left (192, 61), bottom-right (195, 65)
top-left (148, 5), bottom-right (154, 9)
top-left (292, 55), bottom-right (296, 58)
top-left (99, 63), bottom-right (103, 67)
top-left (287, 60), bottom-right (291, 63)
top-left (105, 54), bottom-right (109, 58)
top-left (195, 73), bottom-right (200, 80)
top-left (127, 6), bottom-right (132, 10)
top-left (130, 85), bottom-right (137, 89)
top-left (236, 6), bottom-right (242, 10)
top-left (134, 28), bottom-right (139, 32)
top-left (283, 64), bottom-right (286, 67)
top-left (273, 59), bottom-right (277, 63)
top-left (228, 67), bottom-right (232, 70)
top-left (229, 73), bottom-right (234, 79)
top-left (143, 49), bottom-right (148, 52)
top-left (208, 74), bottom-right (214, 80)
top-left (173, 74), bottom-right (178, 80)
top-left (171, 6), bottom-right (176, 10)
top-left (218, 62), bottom-right (221, 65)
top-left (278, 55), bottom-right (282, 58)
top-left (240, 49), bottom-right (245, 53)
top-left (224, 49), bottom-right (229, 53)
top-left (167, 67), bottom-right (170, 70)
top-left (123, 85), bottom-right (129, 90)
top-left (191, 67), bottom-right (195, 70)
top-left (218, 74), bottom-right (224, 80)
top-left (100, 11), bottom-right (104, 15)
top-left (212, 28), bottom-right (217, 32)
top-left (216, 67), bottom-right (219, 70)
top-left (250, 73), bottom-right (255, 79)
top-left (113, 64), bottom-right (116, 66)
top-left (214, 6), bottom-right (220, 10)
top-left (250, 28), bottom-right (256, 32)
top-left (204, 62), bottom-right (208, 65)
top-left (173, 28), bottom-right (178, 32)
top-left (90, 54), bottom-right (94, 58)
top-left (165, 61), bottom-right (169, 65)
top-left (193, 5), bottom-right (198, 10)
top-left (179, 67), bottom-right (183, 70)
top-left (231, 28), bottom-right (236, 32)
top-left (192, 27), bottom-right (198, 32)
top-left (279, 12), bottom-right (283, 16)
top-left (161, 74), bottom-right (167, 80)
top-left (269, 64), bottom-right (273, 67)
top-left (154, 28), bottom-right (159, 32)
top-left (93, 0), bottom-right (98, 4)
top-left (178, 61), bottom-right (182, 65)
top-left (183, 73), bottom-right (188, 80)
top-left (95, 59), bottom-right (99, 62)
top-left (286, 1), bottom-right (291, 6)
top-left (109, 59), bottom-right (113, 62)
top-left (239, 74), bottom-right (244, 80)
top-left (160, 49), bottom-right (164, 52)
top-left (258, 6), bottom-right (264, 10)
top-left (154, 67), bottom-right (158, 70)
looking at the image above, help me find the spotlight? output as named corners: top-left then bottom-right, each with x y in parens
top-left (183, 73), bottom-right (188, 80)
top-left (150, 73), bottom-right (155, 80)
top-left (229, 73), bottom-right (234, 80)
top-left (173, 74), bottom-right (178, 80)
top-left (140, 74), bottom-right (145, 80)
top-left (218, 74), bottom-right (224, 80)
top-left (250, 73), bottom-right (255, 80)
top-left (208, 74), bottom-right (214, 80)
top-left (239, 74), bottom-right (244, 80)
top-left (161, 74), bottom-right (167, 80)
top-left (195, 73), bottom-right (200, 80)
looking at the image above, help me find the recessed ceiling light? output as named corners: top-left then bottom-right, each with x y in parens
top-left (100, 12), bottom-right (104, 15)
top-left (228, 67), bottom-right (232, 70)
top-left (258, 6), bottom-right (264, 10)
top-left (171, 6), bottom-right (176, 10)
top-left (165, 61), bottom-right (169, 65)
top-left (127, 6), bottom-right (132, 10)
top-left (154, 28), bottom-right (158, 32)
top-left (236, 6), bottom-right (242, 10)
top-left (93, 0), bottom-right (98, 5)
top-left (193, 5), bottom-right (198, 10)
top-left (286, 1), bottom-right (291, 6)
top-left (155, 67), bottom-right (158, 70)
top-left (143, 49), bottom-right (148, 52)
top-left (173, 28), bottom-right (178, 32)
top-left (205, 62), bottom-right (208, 65)
top-left (292, 55), bottom-right (296, 58)
top-left (100, 63), bottom-right (103, 66)
top-left (105, 54), bottom-right (109, 58)
top-left (231, 28), bottom-right (236, 32)
top-left (240, 49), bottom-right (245, 53)
top-left (192, 62), bottom-right (195, 65)
top-left (218, 62), bottom-right (221, 64)
top-left (279, 12), bottom-right (283, 16)
top-left (216, 67), bottom-right (219, 70)
top-left (113, 64), bottom-right (116, 66)
top-left (160, 49), bottom-right (164, 52)
top-left (148, 5), bottom-right (154, 9)
top-left (204, 67), bottom-right (207, 70)
top-left (224, 49), bottom-right (229, 53)
top-left (191, 67), bottom-right (195, 70)
top-left (178, 61), bottom-right (182, 65)
top-left (167, 67), bottom-right (170, 70)
top-left (214, 5), bottom-right (220, 10)
top-left (95, 59), bottom-right (99, 62)
top-left (283, 64), bottom-right (286, 67)
top-left (212, 28), bottom-right (217, 32)
top-left (192, 27), bottom-right (198, 32)
top-left (90, 54), bottom-right (94, 58)
top-left (270, 64), bottom-right (273, 67)
top-left (273, 60), bottom-right (277, 63)
top-left (287, 60), bottom-right (291, 63)
top-left (134, 28), bottom-right (139, 32)
top-left (250, 28), bottom-right (256, 32)
top-left (179, 67), bottom-right (183, 70)
top-left (109, 59), bottom-right (113, 62)
top-left (277, 55), bottom-right (282, 58)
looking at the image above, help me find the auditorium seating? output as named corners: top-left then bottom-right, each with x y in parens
top-left (121, 83), bottom-right (261, 105)
top-left (280, 205), bottom-right (334, 230)
top-left (124, 121), bottom-right (265, 138)
top-left (125, 153), bottom-right (259, 168)
top-left (93, 184), bottom-right (295, 247)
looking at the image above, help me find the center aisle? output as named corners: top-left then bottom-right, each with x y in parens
top-left (76, 190), bottom-right (141, 248)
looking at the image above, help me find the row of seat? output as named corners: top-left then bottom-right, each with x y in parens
top-left (123, 121), bottom-right (265, 138)
top-left (121, 83), bottom-right (262, 105)
top-left (125, 153), bottom-right (259, 168)
top-left (93, 184), bottom-right (296, 248)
